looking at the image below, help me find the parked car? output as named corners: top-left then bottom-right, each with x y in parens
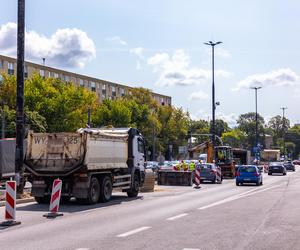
top-left (146, 161), bottom-right (159, 172)
top-left (236, 165), bottom-right (263, 186)
top-left (283, 161), bottom-right (295, 171)
top-left (199, 163), bottom-right (221, 184)
top-left (268, 162), bottom-right (287, 175)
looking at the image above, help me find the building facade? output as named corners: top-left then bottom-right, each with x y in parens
top-left (0, 54), bottom-right (171, 106)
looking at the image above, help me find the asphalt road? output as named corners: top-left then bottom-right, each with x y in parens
top-left (0, 168), bottom-right (300, 250)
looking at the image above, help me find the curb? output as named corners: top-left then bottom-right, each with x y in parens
top-left (0, 197), bottom-right (35, 207)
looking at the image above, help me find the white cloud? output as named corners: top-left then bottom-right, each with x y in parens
top-left (130, 47), bottom-right (145, 59)
top-left (0, 22), bottom-right (96, 68)
top-left (106, 36), bottom-right (128, 46)
top-left (206, 47), bottom-right (231, 59)
top-left (188, 91), bottom-right (209, 101)
top-left (234, 68), bottom-right (300, 91)
top-left (147, 49), bottom-right (231, 87)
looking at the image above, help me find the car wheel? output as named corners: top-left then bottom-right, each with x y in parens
top-left (268, 173), bottom-right (272, 175)
top-left (283, 172), bottom-right (287, 176)
top-left (212, 177), bottom-right (216, 184)
top-left (236, 182), bottom-right (239, 186)
top-left (256, 181), bottom-right (260, 186)
top-left (260, 181), bottom-right (263, 185)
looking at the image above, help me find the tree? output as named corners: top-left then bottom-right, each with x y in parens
top-left (221, 129), bottom-right (247, 148)
top-left (237, 112), bottom-right (265, 149)
top-left (267, 115), bottom-right (290, 145)
top-left (210, 119), bottom-right (230, 138)
top-left (285, 125), bottom-right (300, 158)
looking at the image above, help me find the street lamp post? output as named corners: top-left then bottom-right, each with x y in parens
top-left (15, 0), bottom-right (25, 193)
top-left (250, 86), bottom-right (262, 150)
top-left (281, 107), bottom-right (288, 158)
top-left (204, 41), bottom-right (222, 160)
top-left (1, 99), bottom-right (5, 139)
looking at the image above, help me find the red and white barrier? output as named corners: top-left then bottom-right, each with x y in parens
top-left (194, 168), bottom-right (201, 189)
top-left (216, 166), bottom-right (222, 184)
top-left (44, 179), bottom-right (63, 218)
top-left (0, 181), bottom-right (21, 227)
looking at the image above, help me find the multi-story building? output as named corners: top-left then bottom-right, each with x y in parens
top-left (0, 54), bottom-right (171, 106)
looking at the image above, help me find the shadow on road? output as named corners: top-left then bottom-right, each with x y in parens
top-left (17, 194), bottom-right (144, 213)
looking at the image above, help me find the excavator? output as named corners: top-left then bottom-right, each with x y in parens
top-left (189, 141), bottom-right (236, 178)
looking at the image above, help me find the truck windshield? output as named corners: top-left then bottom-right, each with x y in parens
top-left (215, 148), bottom-right (231, 164)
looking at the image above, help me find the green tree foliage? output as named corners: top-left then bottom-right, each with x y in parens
top-left (267, 115), bottom-right (290, 145)
top-left (237, 112), bottom-right (265, 148)
top-left (210, 119), bottom-right (230, 138)
top-left (221, 129), bottom-right (247, 148)
top-left (285, 125), bottom-right (300, 158)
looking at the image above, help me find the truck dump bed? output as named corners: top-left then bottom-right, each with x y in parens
top-left (25, 128), bottom-right (129, 176)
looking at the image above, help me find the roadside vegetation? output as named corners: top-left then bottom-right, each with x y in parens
top-left (0, 73), bottom-right (299, 159)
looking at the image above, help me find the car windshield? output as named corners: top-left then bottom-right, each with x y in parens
top-left (239, 167), bottom-right (256, 173)
top-left (200, 164), bottom-right (213, 170)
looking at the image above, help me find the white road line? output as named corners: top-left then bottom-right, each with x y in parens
top-left (75, 248), bottom-right (90, 250)
top-left (117, 226), bottom-right (151, 237)
top-left (166, 213), bottom-right (188, 221)
top-left (182, 248), bottom-right (200, 250)
top-left (198, 185), bottom-right (279, 210)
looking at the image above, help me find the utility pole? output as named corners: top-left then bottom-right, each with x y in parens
top-left (15, 0), bottom-right (25, 194)
top-left (204, 41), bottom-right (222, 161)
top-left (281, 107), bottom-right (288, 159)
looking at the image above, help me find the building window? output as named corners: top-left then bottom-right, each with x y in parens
top-left (48, 71), bottom-right (51, 78)
top-left (54, 73), bottom-right (59, 79)
top-left (64, 75), bottom-right (70, 82)
top-left (0, 60), bottom-right (3, 69)
top-left (7, 62), bottom-right (14, 75)
top-left (24, 65), bottom-right (28, 78)
top-left (79, 79), bottom-right (84, 87)
top-left (112, 86), bottom-right (116, 97)
top-left (90, 81), bottom-right (96, 92)
top-left (120, 88), bottom-right (125, 97)
top-left (39, 69), bottom-right (45, 78)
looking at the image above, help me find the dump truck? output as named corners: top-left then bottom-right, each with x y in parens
top-left (0, 139), bottom-right (17, 185)
top-left (24, 128), bottom-right (146, 204)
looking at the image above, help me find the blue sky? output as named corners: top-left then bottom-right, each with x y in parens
top-left (1, 0), bottom-right (299, 126)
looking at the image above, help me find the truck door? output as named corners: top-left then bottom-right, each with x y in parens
top-left (133, 136), bottom-right (145, 171)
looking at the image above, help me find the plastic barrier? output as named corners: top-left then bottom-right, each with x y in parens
top-left (43, 179), bottom-right (63, 218)
top-left (216, 166), bottom-right (222, 183)
top-left (194, 168), bottom-right (201, 189)
top-left (0, 181), bottom-right (21, 227)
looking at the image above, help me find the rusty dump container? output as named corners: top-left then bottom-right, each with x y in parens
top-left (157, 170), bottom-right (194, 186)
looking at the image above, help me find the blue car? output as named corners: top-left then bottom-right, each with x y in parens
top-left (236, 165), bottom-right (263, 186)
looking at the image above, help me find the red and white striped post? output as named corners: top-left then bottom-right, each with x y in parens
top-left (43, 179), bottom-right (63, 218)
top-left (216, 166), bottom-right (222, 184)
top-left (0, 181), bottom-right (21, 227)
top-left (194, 167), bottom-right (201, 189)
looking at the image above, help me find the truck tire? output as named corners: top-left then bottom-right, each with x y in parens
top-left (35, 195), bottom-right (50, 204)
top-left (87, 177), bottom-right (100, 205)
top-left (127, 174), bottom-right (139, 198)
top-left (99, 176), bottom-right (112, 202)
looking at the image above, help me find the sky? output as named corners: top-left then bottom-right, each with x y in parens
top-left (0, 0), bottom-right (300, 127)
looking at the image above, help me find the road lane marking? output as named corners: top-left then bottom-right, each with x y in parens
top-left (166, 213), bottom-right (188, 221)
top-left (75, 248), bottom-right (90, 250)
top-left (117, 226), bottom-right (151, 237)
top-left (198, 185), bottom-right (279, 210)
top-left (182, 248), bottom-right (200, 250)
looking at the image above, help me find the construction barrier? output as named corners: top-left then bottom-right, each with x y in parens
top-left (194, 168), bottom-right (201, 189)
top-left (216, 166), bottom-right (222, 184)
top-left (157, 170), bottom-right (193, 186)
top-left (0, 181), bottom-right (21, 227)
top-left (43, 179), bottom-right (63, 218)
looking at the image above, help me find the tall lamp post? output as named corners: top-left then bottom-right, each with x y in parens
top-left (15, 0), bottom-right (25, 193)
top-left (204, 41), bottom-right (222, 160)
top-left (280, 107), bottom-right (288, 158)
top-left (250, 86), bottom-right (262, 150)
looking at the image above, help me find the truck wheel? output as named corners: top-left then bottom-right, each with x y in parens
top-left (99, 176), bottom-right (112, 202)
top-left (35, 195), bottom-right (50, 204)
top-left (87, 177), bottom-right (100, 205)
top-left (127, 174), bottom-right (139, 198)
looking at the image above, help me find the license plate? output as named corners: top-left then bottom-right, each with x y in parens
top-left (273, 167), bottom-right (278, 169)
top-left (244, 178), bottom-right (251, 181)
